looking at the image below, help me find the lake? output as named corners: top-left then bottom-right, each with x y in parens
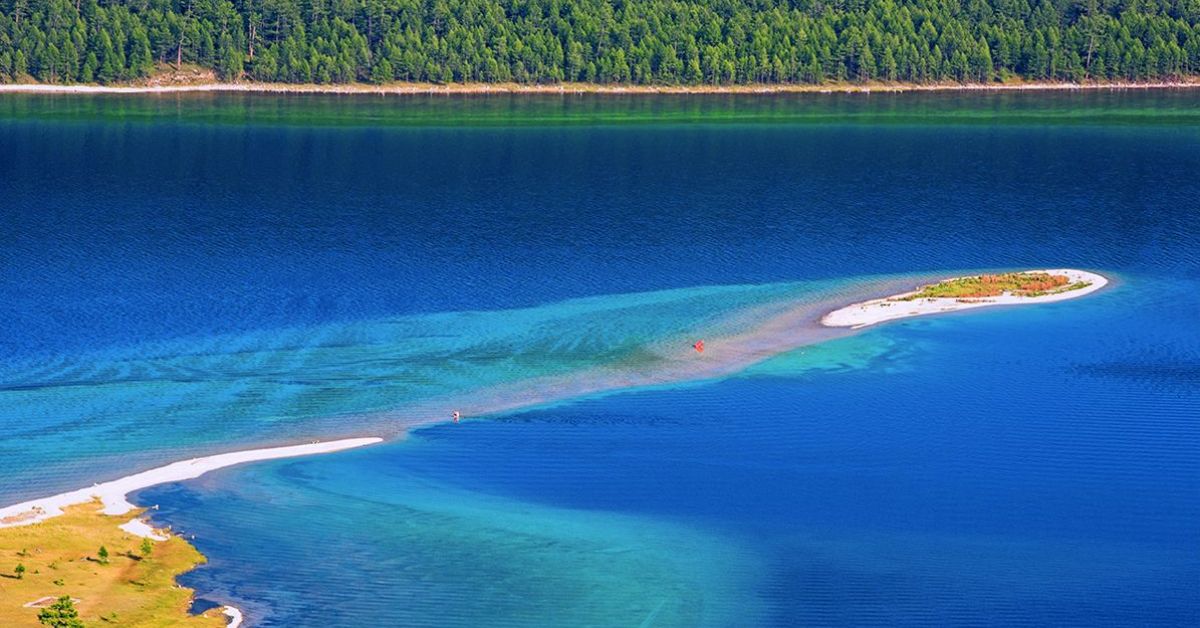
top-left (2, 91), bottom-right (1198, 626)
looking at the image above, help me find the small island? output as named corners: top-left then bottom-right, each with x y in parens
top-left (822, 269), bottom-right (1109, 329)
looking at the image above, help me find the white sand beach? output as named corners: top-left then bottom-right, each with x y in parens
top-left (0, 437), bottom-right (382, 528)
top-left (223, 605), bottom-right (244, 628)
top-left (117, 517), bottom-right (168, 540)
top-left (822, 269), bottom-right (1109, 329)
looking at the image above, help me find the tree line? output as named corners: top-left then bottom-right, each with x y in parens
top-left (1, 0), bottom-right (1199, 85)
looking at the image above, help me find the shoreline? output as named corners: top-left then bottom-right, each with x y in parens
top-left (0, 438), bottom-right (379, 625)
top-left (0, 437), bottom-right (382, 528)
top-left (821, 269), bottom-right (1109, 329)
top-left (0, 499), bottom-right (232, 627)
top-left (1, 80), bottom-right (1199, 96)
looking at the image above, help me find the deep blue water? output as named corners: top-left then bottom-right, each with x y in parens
top-left (3, 93), bottom-right (1199, 626)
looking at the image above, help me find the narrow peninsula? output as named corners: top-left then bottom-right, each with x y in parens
top-left (822, 269), bottom-right (1108, 329)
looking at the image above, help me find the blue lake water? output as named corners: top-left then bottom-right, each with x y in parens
top-left (2, 93), bottom-right (1199, 626)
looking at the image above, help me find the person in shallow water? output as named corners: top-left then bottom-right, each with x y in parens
top-left (693, 340), bottom-right (705, 353)
top-left (452, 411), bottom-right (461, 423)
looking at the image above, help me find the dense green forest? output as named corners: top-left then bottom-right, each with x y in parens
top-left (1, 0), bottom-right (1199, 85)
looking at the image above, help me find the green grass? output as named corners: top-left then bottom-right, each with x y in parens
top-left (898, 272), bottom-right (1091, 300)
top-left (0, 501), bottom-right (225, 627)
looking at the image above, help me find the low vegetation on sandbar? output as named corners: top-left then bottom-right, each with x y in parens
top-left (0, 500), bottom-right (223, 627)
top-left (898, 272), bottom-right (1092, 301)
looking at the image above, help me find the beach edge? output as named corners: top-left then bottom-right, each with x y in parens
top-left (1, 80), bottom-right (1200, 96)
top-left (0, 437), bottom-right (383, 528)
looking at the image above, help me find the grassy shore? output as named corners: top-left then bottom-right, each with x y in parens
top-left (0, 500), bottom-right (223, 627)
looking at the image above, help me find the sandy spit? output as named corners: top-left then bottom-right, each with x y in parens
top-left (0, 438), bottom-right (382, 528)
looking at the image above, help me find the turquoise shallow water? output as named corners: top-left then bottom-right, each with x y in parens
top-left (142, 273), bottom-right (1200, 627)
top-left (0, 276), bottom-right (917, 503)
top-left (2, 92), bottom-right (1199, 625)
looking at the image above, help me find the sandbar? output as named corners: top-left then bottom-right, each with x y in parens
top-left (0, 437), bottom-right (382, 528)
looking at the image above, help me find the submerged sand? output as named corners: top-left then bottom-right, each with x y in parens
top-left (1, 270), bottom-right (1111, 527)
top-left (0, 278), bottom-right (915, 529)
